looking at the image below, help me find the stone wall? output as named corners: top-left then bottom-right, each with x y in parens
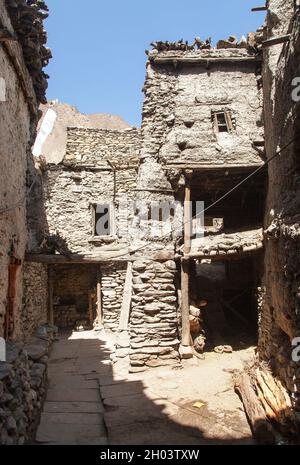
top-left (0, 0), bottom-right (49, 339)
top-left (145, 51), bottom-right (264, 168)
top-left (52, 264), bottom-right (97, 328)
top-left (44, 127), bottom-right (141, 254)
top-left (0, 325), bottom-right (56, 445)
top-left (101, 263), bottom-right (127, 331)
top-left (129, 259), bottom-right (180, 371)
top-left (259, 0), bottom-right (300, 410)
top-left (22, 263), bottom-right (48, 339)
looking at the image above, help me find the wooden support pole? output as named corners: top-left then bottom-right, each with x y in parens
top-left (88, 291), bottom-right (93, 327)
top-left (181, 258), bottom-right (191, 347)
top-left (118, 262), bottom-right (133, 331)
top-left (48, 266), bottom-right (54, 325)
top-left (181, 172), bottom-right (192, 349)
top-left (96, 267), bottom-right (103, 326)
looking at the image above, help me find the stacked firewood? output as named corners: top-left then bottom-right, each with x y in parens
top-left (234, 360), bottom-right (299, 444)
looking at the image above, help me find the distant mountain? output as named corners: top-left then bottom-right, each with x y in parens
top-left (32, 101), bottom-right (132, 164)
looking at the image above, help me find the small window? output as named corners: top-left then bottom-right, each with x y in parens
top-left (93, 203), bottom-right (114, 236)
top-left (212, 111), bottom-right (234, 133)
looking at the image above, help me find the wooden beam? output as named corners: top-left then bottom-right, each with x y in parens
top-left (164, 163), bottom-right (264, 170)
top-left (234, 373), bottom-right (276, 444)
top-left (181, 175), bottom-right (192, 348)
top-left (48, 267), bottom-right (54, 325)
top-left (251, 6), bottom-right (267, 11)
top-left (262, 35), bottom-right (291, 48)
top-left (25, 252), bottom-right (129, 264)
top-left (118, 262), bottom-right (133, 331)
top-left (151, 56), bottom-right (262, 65)
top-left (96, 267), bottom-right (103, 327)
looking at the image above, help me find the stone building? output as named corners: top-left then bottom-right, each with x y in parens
top-left (34, 37), bottom-right (268, 372)
top-left (27, 126), bottom-right (141, 333)
top-left (258, 0), bottom-right (300, 412)
top-left (0, 0), bottom-right (50, 341)
top-left (0, 0), bottom-right (57, 446)
top-left (129, 38), bottom-right (267, 367)
top-left (1, 0), bottom-right (300, 444)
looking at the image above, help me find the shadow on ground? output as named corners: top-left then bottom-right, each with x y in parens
top-left (35, 330), bottom-right (256, 445)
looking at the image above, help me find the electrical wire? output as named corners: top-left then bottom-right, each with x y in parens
top-left (110, 137), bottom-right (295, 260)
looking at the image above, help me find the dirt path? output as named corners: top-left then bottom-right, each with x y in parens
top-left (36, 330), bottom-right (255, 445)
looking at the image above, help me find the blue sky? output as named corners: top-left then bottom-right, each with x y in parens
top-left (45, 0), bottom-right (265, 127)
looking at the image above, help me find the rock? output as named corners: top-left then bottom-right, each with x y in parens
top-left (116, 331), bottom-right (130, 348)
top-left (179, 345), bottom-right (193, 359)
top-left (165, 260), bottom-right (176, 271)
top-left (133, 260), bottom-right (147, 272)
top-left (5, 416), bottom-right (17, 434)
top-left (0, 363), bottom-right (13, 381)
top-left (115, 348), bottom-right (129, 359)
top-left (24, 343), bottom-right (48, 361)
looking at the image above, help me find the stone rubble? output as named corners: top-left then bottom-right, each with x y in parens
top-left (0, 325), bottom-right (57, 445)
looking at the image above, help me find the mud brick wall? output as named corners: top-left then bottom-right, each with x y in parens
top-left (22, 263), bottom-right (48, 339)
top-left (0, 325), bottom-right (56, 445)
top-left (259, 0), bottom-right (300, 411)
top-left (101, 263), bottom-right (127, 331)
top-left (129, 259), bottom-right (180, 371)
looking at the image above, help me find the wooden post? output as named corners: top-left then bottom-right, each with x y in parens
top-left (181, 172), bottom-right (193, 351)
top-left (88, 291), bottom-right (93, 326)
top-left (118, 262), bottom-right (133, 331)
top-left (48, 266), bottom-right (54, 325)
top-left (96, 267), bottom-right (103, 326)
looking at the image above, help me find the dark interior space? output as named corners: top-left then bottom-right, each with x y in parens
top-left (190, 168), bottom-right (267, 231)
top-left (52, 264), bottom-right (98, 330)
top-left (189, 254), bottom-right (262, 351)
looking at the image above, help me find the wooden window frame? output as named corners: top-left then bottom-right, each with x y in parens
top-left (213, 110), bottom-right (234, 133)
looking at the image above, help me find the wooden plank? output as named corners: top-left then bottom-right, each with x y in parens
top-left (118, 262), bottom-right (133, 331)
top-left (25, 252), bottom-right (129, 264)
top-left (152, 56), bottom-right (262, 65)
top-left (48, 267), bottom-right (54, 325)
top-left (262, 35), bottom-right (291, 48)
top-left (88, 291), bottom-right (93, 326)
top-left (164, 163), bottom-right (264, 170)
top-left (96, 268), bottom-right (103, 326)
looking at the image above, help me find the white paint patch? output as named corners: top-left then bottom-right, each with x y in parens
top-left (0, 77), bottom-right (6, 102)
top-left (32, 108), bottom-right (57, 157)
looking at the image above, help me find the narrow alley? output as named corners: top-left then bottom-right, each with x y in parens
top-left (36, 329), bottom-right (255, 445)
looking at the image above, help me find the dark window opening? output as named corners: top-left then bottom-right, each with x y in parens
top-left (212, 110), bottom-right (234, 133)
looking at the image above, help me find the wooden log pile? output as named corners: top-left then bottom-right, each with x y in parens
top-left (234, 360), bottom-right (300, 444)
